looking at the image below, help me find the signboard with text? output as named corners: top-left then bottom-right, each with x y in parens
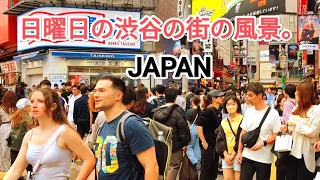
top-left (17, 7), bottom-right (141, 52)
top-left (0, 61), bottom-right (19, 73)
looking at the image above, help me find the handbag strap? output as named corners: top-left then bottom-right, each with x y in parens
top-left (190, 113), bottom-right (199, 129)
top-left (226, 117), bottom-right (237, 137)
top-left (32, 125), bottom-right (67, 175)
top-left (258, 107), bottom-right (271, 129)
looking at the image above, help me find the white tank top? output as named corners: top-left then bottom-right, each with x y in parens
top-left (26, 127), bottom-right (73, 180)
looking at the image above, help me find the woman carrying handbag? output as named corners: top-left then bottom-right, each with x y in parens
top-left (280, 81), bottom-right (320, 180)
top-left (4, 88), bottom-right (95, 180)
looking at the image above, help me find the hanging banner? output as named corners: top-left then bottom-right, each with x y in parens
top-left (298, 15), bottom-right (319, 50)
top-left (288, 44), bottom-right (298, 61)
top-left (297, 51), bottom-right (303, 74)
top-left (302, 50), bottom-right (308, 66)
top-left (297, 0), bottom-right (308, 15)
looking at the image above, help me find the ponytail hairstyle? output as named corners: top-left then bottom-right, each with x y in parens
top-left (191, 96), bottom-right (201, 113)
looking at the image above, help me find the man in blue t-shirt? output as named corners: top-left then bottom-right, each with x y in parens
top-left (92, 76), bottom-right (158, 180)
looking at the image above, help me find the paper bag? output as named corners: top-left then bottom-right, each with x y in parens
top-left (274, 134), bottom-right (292, 152)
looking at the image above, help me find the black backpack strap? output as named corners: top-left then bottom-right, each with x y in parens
top-left (258, 107), bottom-right (271, 129)
top-left (226, 117), bottom-right (237, 137)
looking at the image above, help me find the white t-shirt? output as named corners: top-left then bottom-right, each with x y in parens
top-left (241, 106), bottom-right (281, 164)
top-left (67, 94), bottom-right (82, 123)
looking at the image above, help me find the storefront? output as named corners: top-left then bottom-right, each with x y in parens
top-left (16, 50), bottom-right (147, 87)
top-left (259, 62), bottom-right (277, 88)
top-left (15, 7), bottom-right (150, 87)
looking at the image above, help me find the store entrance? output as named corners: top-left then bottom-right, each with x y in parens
top-left (68, 66), bottom-right (139, 86)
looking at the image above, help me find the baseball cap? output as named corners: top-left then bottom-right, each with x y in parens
top-left (208, 90), bottom-right (226, 100)
top-left (16, 98), bottom-right (31, 110)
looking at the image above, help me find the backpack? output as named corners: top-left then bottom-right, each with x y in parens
top-left (152, 97), bottom-right (166, 108)
top-left (96, 111), bottom-right (172, 180)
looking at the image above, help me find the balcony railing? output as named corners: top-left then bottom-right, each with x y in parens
top-left (5, 0), bottom-right (156, 15)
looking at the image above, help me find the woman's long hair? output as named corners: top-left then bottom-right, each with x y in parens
top-left (275, 94), bottom-right (285, 110)
top-left (12, 106), bottom-right (30, 128)
top-left (133, 87), bottom-right (148, 114)
top-left (1, 91), bottom-right (18, 114)
top-left (292, 81), bottom-right (316, 118)
top-left (88, 92), bottom-right (99, 112)
top-left (187, 96), bottom-right (201, 124)
top-left (29, 88), bottom-right (72, 129)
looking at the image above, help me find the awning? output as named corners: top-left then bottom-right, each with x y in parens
top-left (4, 0), bottom-right (44, 15)
top-left (51, 51), bottom-right (148, 60)
top-left (13, 51), bottom-right (41, 61)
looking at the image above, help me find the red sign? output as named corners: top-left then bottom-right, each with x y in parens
top-left (259, 41), bottom-right (269, 45)
top-left (297, 0), bottom-right (308, 15)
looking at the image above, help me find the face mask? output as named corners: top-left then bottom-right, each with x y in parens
top-left (226, 105), bottom-right (237, 114)
top-left (277, 92), bottom-right (282, 95)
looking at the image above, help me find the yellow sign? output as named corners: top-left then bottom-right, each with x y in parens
top-left (192, 0), bottom-right (241, 22)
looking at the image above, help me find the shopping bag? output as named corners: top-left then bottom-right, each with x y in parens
top-left (69, 160), bottom-right (82, 180)
top-left (84, 131), bottom-right (94, 149)
top-left (179, 155), bottom-right (198, 180)
top-left (274, 134), bottom-right (292, 152)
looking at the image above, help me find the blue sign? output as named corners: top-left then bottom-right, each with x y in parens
top-left (51, 51), bottom-right (148, 60)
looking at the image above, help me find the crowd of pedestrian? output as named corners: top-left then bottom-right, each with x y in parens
top-left (1, 77), bottom-right (320, 180)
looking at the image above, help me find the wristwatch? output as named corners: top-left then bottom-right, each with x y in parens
top-left (263, 140), bottom-right (267, 146)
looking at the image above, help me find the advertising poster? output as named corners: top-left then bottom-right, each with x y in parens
top-left (298, 15), bottom-right (319, 50)
top-left (223, 0), bottom-right (286, 21)
top-left (288, 44), bottom-right (298, 60)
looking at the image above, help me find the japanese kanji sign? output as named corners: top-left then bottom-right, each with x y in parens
top-left (0, 61), bottom-right (19, 73)
top-left (18, 7), bottom-right (292, 53)
top-left (17, 7), bottom-right (141, 51)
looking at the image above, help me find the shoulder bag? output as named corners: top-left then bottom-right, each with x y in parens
top-left (241, 107), bottom-right (271, 148)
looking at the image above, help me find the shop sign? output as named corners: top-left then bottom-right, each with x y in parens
top-left (298, 15), bottom-right (319, 50)
top-left (51, 51), bottom-right (147, 60)
top-left (0, 61), bottom-right (19, 73)
top-left (203, 38), bottom-right (212, 53)
top-left (260, 50), bottom-right (269, 62)
top-left (50, 74), bottom-right (67, 87)
top-left (17, 7), bottom-right (141, 51)
top-left (260, 62), bottom-right (277, 79)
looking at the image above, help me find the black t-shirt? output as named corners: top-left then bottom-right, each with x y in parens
top-left (186, 108), bottom-right (200, 124)
top-left (196, 107), bottom-right (221, 147)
